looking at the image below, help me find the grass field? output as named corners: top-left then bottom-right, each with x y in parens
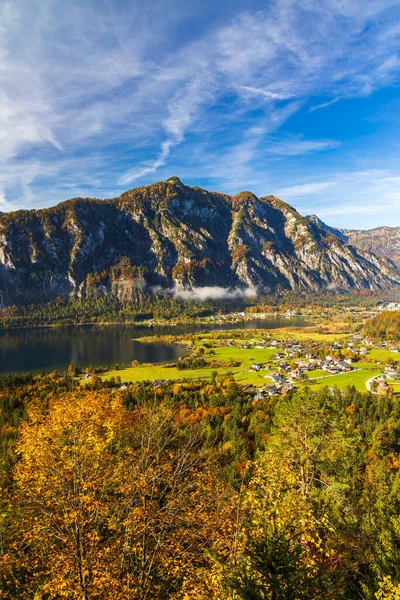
top-left (307, 366), bottom-right (383, 392)
top-left (103, 345), bottom-right (277, 383)
top-left (273, 329), bottom-right (350, 342)
top-left (366, 349), bottom-right (400, 362)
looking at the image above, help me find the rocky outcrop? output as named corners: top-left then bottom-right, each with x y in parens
top-left (0, 178), bottom-right (398, 306)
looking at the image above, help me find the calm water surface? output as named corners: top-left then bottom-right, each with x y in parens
top-left (0, 318), bottom-right (310, 374)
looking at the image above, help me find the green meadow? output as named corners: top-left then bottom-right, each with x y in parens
top-left (104, 345), bottom-right (277, 383)
top-left (101, 330), bottom-right (399, 393)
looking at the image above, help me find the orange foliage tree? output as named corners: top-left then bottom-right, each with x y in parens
top-left (2, 391), bottom-right (235, 599)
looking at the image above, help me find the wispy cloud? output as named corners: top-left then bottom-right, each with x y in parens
top-left (276, 169), bottom-right (400, 228)
top-left (308, 98), bottom-right (341, 112)
top-left (266, 138), bottom-right (340, 156)
top-left (277, 181), bottom-right (337, 198)
top-left (119, 74), bottom-right (216, 185)
top-left (239, 86), bottom-right (295, 101)
top-left (1, 0), bottom-right (400, 223)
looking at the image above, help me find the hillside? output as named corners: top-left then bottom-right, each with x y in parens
top-left (308, 216), bottom-right (400, 267)
top-left (342, 226), bottom-right (400, 267)
top-left (0, 178), bottom-right (399, 307)
top-left (363, 309), bottom-right (400, 340)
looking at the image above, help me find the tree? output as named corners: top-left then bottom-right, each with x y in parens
top-left (224, 453), bottom-right (341, 600)
top-left (3, 391), bottom-right (233, 599)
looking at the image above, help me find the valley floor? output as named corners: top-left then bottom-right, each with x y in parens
top-left (97, 328), bottom-right (400, 396)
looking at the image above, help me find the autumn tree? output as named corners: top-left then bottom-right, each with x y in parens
top-left (223, 454), bottom-right (341, 600)
top-left (2, 391), bottom-right (234, 599)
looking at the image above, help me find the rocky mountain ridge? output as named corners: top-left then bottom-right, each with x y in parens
top-left (0, 178), bottom-right (399, 306)
top-left (308, 215), bottom-right (400, 268)
top-left (342, 226), bottom-right (400, 268)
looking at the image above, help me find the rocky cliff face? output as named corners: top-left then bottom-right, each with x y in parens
top-left (0, 178), bottom-right (398, 306)
top-left (308, 215), bottom-right (400, 268)
top-left (341, 227), bottom-right (400, 268)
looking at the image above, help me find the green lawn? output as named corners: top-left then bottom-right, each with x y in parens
top-left (210, 346), bottom-right (277, 363)
top-left (307, 366), bottom-right (383, 392)
top-left (233, 370), bottom-right (271, 385)
top-left (102, 345), bottom-right (277, 384)
top-left (366, 348), bottom-right (400, 363)
top-left (273, 330), bottom-right (349, 342)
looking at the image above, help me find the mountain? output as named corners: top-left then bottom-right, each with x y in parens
top-left (307, 215), bottom-right (348, 243)
top-left (308, 216), bottom-right (400, 268)
top-left (341, 227), bottom-right (400, 268)
top-left (0, 178), bottom-right (399, 307)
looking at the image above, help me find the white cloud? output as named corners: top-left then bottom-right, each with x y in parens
top-left (277, 169), bottom-right (400, 228)
top-left (266, 138), bottom-right (340, 156)
top-left (171, 286), bottom-right (258, 301)
top-left (308, 98), bottom-right (341, 112)
top-left (277, 181), bottom-right (337, 198)
top-left (119, 74), bottom-right (216, 185)
top-left (1, 0), bottom-right (400, 215)
top-left (239, 86), bottom-right (295, 101)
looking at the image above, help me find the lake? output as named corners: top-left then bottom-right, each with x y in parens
top-left (0, 317), bottom-right (311, 374)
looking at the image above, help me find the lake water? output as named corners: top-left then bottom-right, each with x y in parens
top-left (0, 317), bottom-right (311, 374)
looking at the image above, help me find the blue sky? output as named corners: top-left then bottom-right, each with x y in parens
top-left (1, 0), bottom-right (400, 228)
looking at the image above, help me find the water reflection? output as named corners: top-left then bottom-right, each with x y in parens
top-left (0, 318), bottom-right (310, 374)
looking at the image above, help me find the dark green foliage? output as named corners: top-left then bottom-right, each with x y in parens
top-left (227, 518), bottom-right (329, 600)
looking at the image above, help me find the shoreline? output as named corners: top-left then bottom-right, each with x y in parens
top-left (0, 312), bottom-right (311, 334)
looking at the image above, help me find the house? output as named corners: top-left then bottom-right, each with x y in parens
top-left (270, 374), bottom-right (284, 385)
top-left (281, 384), bottom-right (296, 395)
top-left (266, 385), bottom-right (279, 396)
top-left (386, 370), bottom-right (400, 380)
top-left (386, 302), bottom-right (400, 310)
top-left (337, 361), bottom-right (353, 372)
top-left (376, 381), bottom-right (391, 395)
top-left (250, 363), bottom-right (262, 372)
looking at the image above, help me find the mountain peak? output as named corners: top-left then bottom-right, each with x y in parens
top-left (231, 191), bottom-right (258, 209)
top-left (166, 176), bottom-right (182, 185)
top-left (307, 214), bottom-right (348, 242)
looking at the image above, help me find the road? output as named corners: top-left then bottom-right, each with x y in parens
top-left (366, 375), bottom-right (378, 391)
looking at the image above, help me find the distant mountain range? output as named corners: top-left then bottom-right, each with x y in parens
top-left (342, 227), bottom-right (400, 268)
top-left (308, 216), bottom-right (400, 268)
top-left (0, 178), bottom-right (399, 307)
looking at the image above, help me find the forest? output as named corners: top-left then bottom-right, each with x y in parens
top-left (1, 372), bottom-right (400, 598)
top-left (0, 289), bottom-right (396, 330)
top-left (364, 310), bottom-right (400, 341)
top-left (0, 294), bottom-right (216, 329)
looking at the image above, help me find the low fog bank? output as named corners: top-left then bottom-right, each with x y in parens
top-left (151, 285), bottom-right (258, 301)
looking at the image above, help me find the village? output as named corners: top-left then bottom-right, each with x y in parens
top-left (212, 332), bottom-right (400, 398)
top-left (95, 324), bottom-right (400, 399)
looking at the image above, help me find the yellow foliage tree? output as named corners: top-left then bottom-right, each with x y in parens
top-left (2, 391), bottom-right (234, 599)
